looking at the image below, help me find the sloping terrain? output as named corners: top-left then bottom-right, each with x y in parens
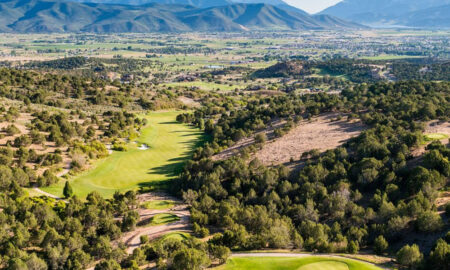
top-left (67, 0), bottom-right (305, 14)
top-left (320, 0), bottom-right (450, 28)
top-left (0, 0), bottom-right (363, 33)
top-left (255, 113), bottom-right (365, 166)
top-left (41, 111), bottom-right (204, 198)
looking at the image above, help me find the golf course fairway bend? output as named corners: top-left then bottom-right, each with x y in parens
top-left (41, 111), bottom-right (204, 198)
top-left (215, 256), bottom-right (385, 270)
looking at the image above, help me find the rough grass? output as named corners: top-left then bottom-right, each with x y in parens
top-left (142, 200), bottom-right (176, 210)
top-left (41, 111), bottom-right (205, 198)
top-left (215, 257), bottom-right (383, 270)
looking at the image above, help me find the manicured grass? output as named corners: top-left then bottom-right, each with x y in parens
top-left (142, 200), bottom-right (176, 210)
top-left (159, 232), bottom-right (191, 242)
top-left (215, 256), bottom-right (384, 270)
top-left (41, 111), bottom-right (205, 198)
top-left (424, 133), bottom-right (449, 142)
top-left (141, 213), bottom-right (180, 227)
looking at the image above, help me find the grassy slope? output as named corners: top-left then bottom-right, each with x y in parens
top-left (42, 111), bottom-right (204, 198)
top-left (142, 213), bottom-right (180, 227)
top-left (216, 257), bottom-right (383, 270)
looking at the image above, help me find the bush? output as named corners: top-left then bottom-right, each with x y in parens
top-left (113, 142), bottom-right (128, 152)
top-left (396, 244), bottom-right (423, 268)
top-left (347, 240), bottom-right (359, 254)
top-left (373, 235), bottom-right (388, 255)
top-left (254, 133), bottom-right (267, 144)
top-left (416, 211), bottom-right (443, 233)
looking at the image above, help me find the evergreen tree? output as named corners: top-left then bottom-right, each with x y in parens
top-left (63, 181), bottom-right (74, 198)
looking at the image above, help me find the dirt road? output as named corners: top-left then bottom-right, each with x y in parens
top-left (119, 192), bottom-right (191, 253)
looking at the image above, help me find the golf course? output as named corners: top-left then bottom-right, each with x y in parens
top-left (216, 256), bottom-right (385, 270)
top-left (41, 111), bottom-right (204, 198)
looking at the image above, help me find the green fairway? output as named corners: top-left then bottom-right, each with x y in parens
top-left (142, 200), bottom-right (176, 210)
top-left (141, 213), bottom-right (180, 226)
top-left (41, 111), bottom-right (205, 198)
top-left (215, 256), bottom-right (384, 270)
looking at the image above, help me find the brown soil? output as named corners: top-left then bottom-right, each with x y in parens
top-left (212, 118), bottom-right (286, 161)
top-left (410, 120), bottom-right (450, 159)
top-left (177, 96), bottom-right (200, 108)
top-left (425, 120), bottom-right (450, 135)
top-left (255, 113), bottom-right (365, 166)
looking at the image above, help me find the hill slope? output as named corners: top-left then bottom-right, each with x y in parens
top-left (67, 0), bottom-right (308, 15)
top-left (0, 0), bottom-right (363, 33)
top-left (320, 0), bottom-right (450, 28)
top-left (67, 0), bottom-right (233, 8)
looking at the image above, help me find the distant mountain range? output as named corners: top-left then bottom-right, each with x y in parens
top-left (66, 0), bottom-right (304, 12)
top-left (0, 0), bottom-right (365, 33)
top-left (321, 0), bottom-right (450, 28)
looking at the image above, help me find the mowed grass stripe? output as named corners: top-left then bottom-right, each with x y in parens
top-left (41, 111), bottom-right (204, 198)
top-left (215, 257), bottom-right (384, 270)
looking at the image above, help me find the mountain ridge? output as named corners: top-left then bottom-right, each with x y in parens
top-left (320, 0), bottom-right (450, 28)
top-left (0, 0), bottom-right (365, 33)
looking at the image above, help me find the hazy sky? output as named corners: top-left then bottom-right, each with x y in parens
top-left (284, 0), bottom-right (342, 13)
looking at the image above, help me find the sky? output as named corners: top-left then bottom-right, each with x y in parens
top-left (284, 0), bottom-right (342, 13)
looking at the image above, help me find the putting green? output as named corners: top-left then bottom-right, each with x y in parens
top-left (424, 133), bottom-right (449, 142)
top-left (215, 257), bottom-right (384, 270)
top-left (141, 213), bottom-right (180, 227)
top-left (41, 111), bottom-right (204, 198)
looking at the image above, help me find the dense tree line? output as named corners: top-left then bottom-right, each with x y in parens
top-left (176, 80), bottom-right (449, 268)
top-left (0, 68), bottom-right (180, 110)
top-left (0, 178), bottom-right (141, 269)
top-left (392, 61), bottom-right (450, 81)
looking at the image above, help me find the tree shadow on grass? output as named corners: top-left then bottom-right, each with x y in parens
top-left (138, 130), bottom-right (210, 193)
top-left (158, 121), bottom-right (179, 125)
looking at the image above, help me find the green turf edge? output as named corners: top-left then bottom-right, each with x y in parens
top-left (214, 256), bottom-right (385, 270)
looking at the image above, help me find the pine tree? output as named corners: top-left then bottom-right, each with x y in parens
top-left (63, 181), bottom-right (73, 198)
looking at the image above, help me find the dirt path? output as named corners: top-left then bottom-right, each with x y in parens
top-left (119, 192), bottom-right (191, 254)
top-left (32, 187), bottom-right (62, 199)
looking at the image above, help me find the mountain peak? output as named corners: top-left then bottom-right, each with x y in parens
top-left (0, 0), bottom-right (361, 33)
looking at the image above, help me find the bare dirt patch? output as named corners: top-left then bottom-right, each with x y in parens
top-left (425, 120), bottom-right (450, 135)
top-left (255, 113), bottom-right (365, 166)
top-left (177, 96), bottom-right (200, 108)
top-left (212, 118), bottom-right (286, 161)
top-left (411, 120), bottom-right (450, 159)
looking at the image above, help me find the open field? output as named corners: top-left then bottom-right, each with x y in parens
top-left (255, 113), bottom-right (365, 166)
top-left (215, 256), bottom-right (384, 270)
top-left (41, 111), bottom-right (204, 198)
